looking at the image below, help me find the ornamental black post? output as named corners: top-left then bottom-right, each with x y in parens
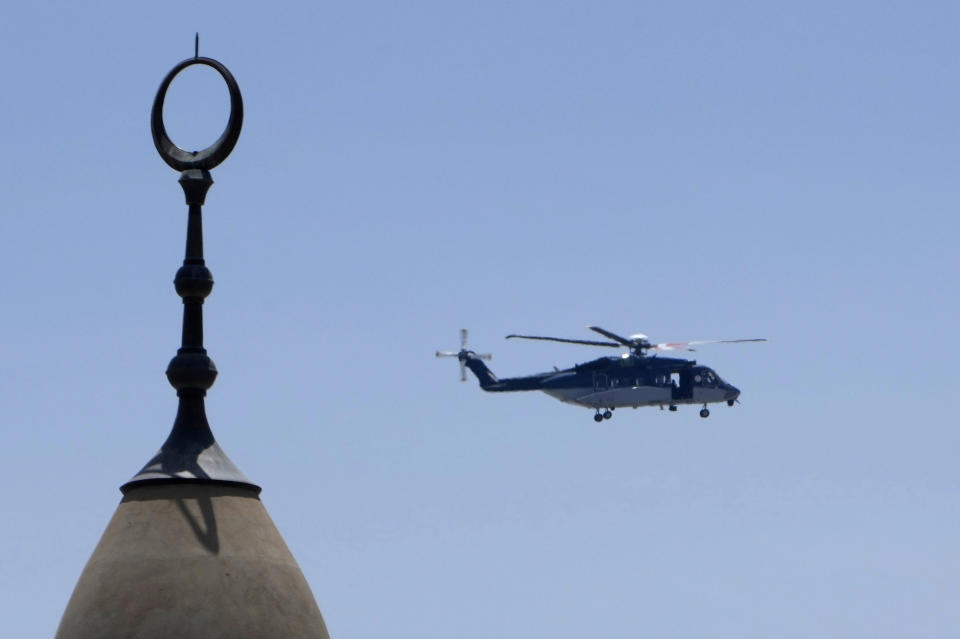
top-left (123, 56), bottom-right (255, 491)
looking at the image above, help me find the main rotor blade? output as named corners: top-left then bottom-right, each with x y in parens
top-left (460, 328), bottom-right (468, 350)
top-left (651, 338), bottom-right (768, 351)
top-left (460, 360), bottom-right (467, 381)
top-left (506, 334), bottom-right (620, 348)
top-left (586, 326), bottom-right (635, 347)
top-left (648, 343), bottom-right (691, 352)
top-left (436, 351), bottom-right (459, 357)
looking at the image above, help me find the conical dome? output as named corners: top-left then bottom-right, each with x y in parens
top-left (55, 484), bottom-right (329, 639)
top-left (56, 52), bottom-right (330, 639)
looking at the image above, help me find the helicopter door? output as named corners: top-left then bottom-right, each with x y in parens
top-left (593, 373), bottom-right (609, 391)
top-left (677, 370), bottom-right (693, 400)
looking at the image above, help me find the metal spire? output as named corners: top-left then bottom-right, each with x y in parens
top-left (123, 55), bottom-right (255, 493)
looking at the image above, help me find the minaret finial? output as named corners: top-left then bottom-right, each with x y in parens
top-left (122, 54), bottom-right (253, 493)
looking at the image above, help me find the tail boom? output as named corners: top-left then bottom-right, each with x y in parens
top-left (462, 353), bottom-right (542, 392)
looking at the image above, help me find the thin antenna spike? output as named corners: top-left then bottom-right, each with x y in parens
top-left (195, 33), bottom-right (199, 59)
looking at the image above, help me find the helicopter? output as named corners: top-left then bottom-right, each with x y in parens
top-left (436, 327), bottom-right (766, 422)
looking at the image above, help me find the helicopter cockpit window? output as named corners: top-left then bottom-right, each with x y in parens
top-left (694, 370), bottom-right (718, 386)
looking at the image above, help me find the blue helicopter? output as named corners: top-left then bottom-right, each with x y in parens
top-left (437, 327), bottom-right (766, 422)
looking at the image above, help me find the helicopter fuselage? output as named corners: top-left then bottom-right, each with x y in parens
top-left (463, 353), bottom-right (740, 411)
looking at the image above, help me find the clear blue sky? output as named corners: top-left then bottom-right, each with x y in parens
top-left (2, 2), bottom-right (958, 637)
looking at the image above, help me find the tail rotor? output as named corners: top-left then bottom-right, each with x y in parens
top-left (436, 328), bottom-right (491, 381)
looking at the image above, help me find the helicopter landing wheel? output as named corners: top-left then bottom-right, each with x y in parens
top-left (700, 407), bottom-right (710, 418)
top-left (602, 410), bottom-right (613, 420)
top-left (594, 412), bottom-right (604, 423)
top-left (669, 405), bottom-right (677, 412)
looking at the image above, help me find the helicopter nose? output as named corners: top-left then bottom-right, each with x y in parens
top-left (724, 385), bottom-right (740, 401)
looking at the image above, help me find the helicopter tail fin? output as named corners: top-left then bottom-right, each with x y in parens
top-left (461, 352), bottom-right (499, 389)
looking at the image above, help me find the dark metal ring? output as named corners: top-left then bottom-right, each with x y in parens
top-left (151, 57), bottom-right (243, 171)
